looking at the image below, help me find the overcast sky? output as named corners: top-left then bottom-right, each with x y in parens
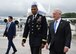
top-left (0, 0), bottom-right (76, 17)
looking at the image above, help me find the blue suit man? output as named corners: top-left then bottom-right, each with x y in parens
top-left (3, 16), bottom-right (17, 54)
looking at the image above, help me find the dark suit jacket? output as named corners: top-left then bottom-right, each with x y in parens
top-left (4, 22), bottom-right (16, 38)
top-left (48, 19), bottom-right (71, 52)
top-left (23, 14), bottom-right (47, 47)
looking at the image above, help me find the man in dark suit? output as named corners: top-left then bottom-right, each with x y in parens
top-left (22, 4), bottom-right (47, 54)
top-left (46, 9), bottom-right (72, 54)
top-left (3, 16), bottom-right (17, 54)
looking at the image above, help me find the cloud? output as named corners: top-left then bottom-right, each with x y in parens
top-left (0, 0), bottom-right (76, 16)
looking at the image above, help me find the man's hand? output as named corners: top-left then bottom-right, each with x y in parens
top-left (22, 39), bottom-right (26, 47)
top-left (22, 41), bottom-right (25, 47)
top-left (13, 36), bottom-right (16, 38)
top-left (64, 47), bottom-right (69, 53)
top-left (3, 35), bottom-right (6, 37)
top-left (41, 44), bottom-right (45, 48)
top-left (45, 43), bottom-right (49, 49)
top-left (3, 35), bottom-right (5, 37)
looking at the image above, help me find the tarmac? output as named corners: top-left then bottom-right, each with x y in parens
top-left (0, 36), bottom-right (76, 54)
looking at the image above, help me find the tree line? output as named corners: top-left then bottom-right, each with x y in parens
top-left (62, 12), bottom-right (76, 18)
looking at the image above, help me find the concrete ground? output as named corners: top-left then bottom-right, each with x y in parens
top-left (0, 37), bottom-right (76, 54)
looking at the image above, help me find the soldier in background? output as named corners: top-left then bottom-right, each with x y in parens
top-left (22, 4), bottom-right (47, 54)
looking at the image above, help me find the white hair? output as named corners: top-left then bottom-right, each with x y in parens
top-left (53, 8), bottom-right (62, 14)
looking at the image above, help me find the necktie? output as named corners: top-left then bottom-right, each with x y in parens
top-left (54, 21), bottom-right (57, 33)
top-left (32, 15), bottom-right (35, 20)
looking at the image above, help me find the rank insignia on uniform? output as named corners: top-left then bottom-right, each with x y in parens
top-left (38, 28), bottom-right (40, 30)
top-left (36, 25), bottom-right (39, 27)
top-left (37, 16), bottom-right (42, 22)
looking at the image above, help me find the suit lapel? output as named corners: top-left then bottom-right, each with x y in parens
top-left (34, 14), bottom-right (41, 23)
top-left (35, 14), bottom-right (40, 20)
top-left (50, 21), bottom-right (55, 34)
top-left (56, 19), bottom-right (63, 34)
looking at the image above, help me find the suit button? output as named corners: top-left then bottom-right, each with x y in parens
top-left (32, 26), bottom-right (34, 27)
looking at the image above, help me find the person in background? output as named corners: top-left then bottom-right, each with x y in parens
top-left (3, 16), bottom-right (17, 54)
